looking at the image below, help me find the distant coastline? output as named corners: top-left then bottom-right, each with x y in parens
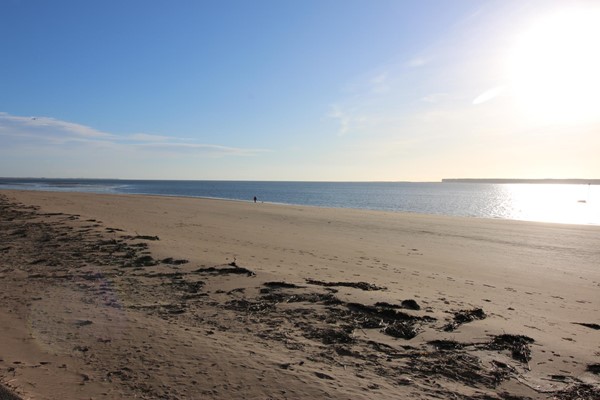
top-left (442, 178), bottom-right (599, 185)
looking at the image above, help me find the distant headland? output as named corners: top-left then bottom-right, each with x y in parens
top-left (442, 178), bottom-right (599, 184)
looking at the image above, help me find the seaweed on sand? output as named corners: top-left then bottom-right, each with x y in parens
top-left (428, 340), bottom-right (465, 351)
top-left (343, 302), bottom-right (434, 339)
top-left (586, 363), bottom-right (600, 374)
top-left (374, 299), bottom-right (421, 310)
top-left (161, 257), bottom-right (189, 265)
top-left (486, 334), bottom-right (534, 363)
top-left (260, 291), bottom-right (342, 305)
top-left (193, 265), bottom-right (255, 277)
top-left (0, 384), bottom-right (22, 400)
top-left (305, 278), bottom-right (386, 291)
top-left (408, 351), bottom-right (511, 388)
top-left (553, 384), bottom-right (600, 400)
top-left (132, 235), bottom-right (160, 241)
top-left (573, 322), bottom-right (600, 330)
top-left (263, 281), bottom-right (302, 289)
top-left (443, 308), bottom-right (486, 332)
top-left (303, 327), bottom-right (354, 345)
top-left (225, 299), bottom-right (275, 313)
top-left (382, 321), bottom-right (420, 339)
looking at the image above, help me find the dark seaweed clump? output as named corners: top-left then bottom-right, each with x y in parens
top-left (586, 363), bottom-right (600, 374)
top-left (553, 384), bottom-right (600, 400)
top-left (573, 322), bottom-right (600, 330)
top-left (443, 308), bottom-right (486, 332)
top-left (306, 278), bottom-right (385, 291)
top-left (194, 265), bottom-right (255, 277)
top-left (486, 334), bottom-right (534, 363)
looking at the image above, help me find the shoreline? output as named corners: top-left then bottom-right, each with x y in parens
top-left (2, 187), bottom-right (599, 228)
top-left (1, 190), bottom-right (598, 399)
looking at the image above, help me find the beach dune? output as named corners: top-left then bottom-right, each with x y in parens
top-left (0, 190), bottom-right (598, 399)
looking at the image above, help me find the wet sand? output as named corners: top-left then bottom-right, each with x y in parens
top-left (0, 190), bottom-right (599, 399)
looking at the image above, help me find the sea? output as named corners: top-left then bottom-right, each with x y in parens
top-left (0, 178), bottom-right (598, 226)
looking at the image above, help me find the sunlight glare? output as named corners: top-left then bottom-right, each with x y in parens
top-left (507, 7), bottom-right (600, 124)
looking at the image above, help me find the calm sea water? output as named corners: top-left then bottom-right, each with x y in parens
top-left (1, 178), bottom-right (598, 225)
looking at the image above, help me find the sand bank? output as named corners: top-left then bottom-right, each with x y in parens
top-left (0, 190), bottom-right (598, 399)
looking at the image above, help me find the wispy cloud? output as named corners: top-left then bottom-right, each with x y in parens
top-left (0, 112), bottom-right (114, 140)
top-left (369, 72), bottom-right (390, 94)
top-left (328, 105), bottom-right (351, 135)
top-left (0, 112), bottom-right (267, 156)
top-left (328, 105), bottom-right (377, 136)
top-left (327, 63), bottom-right (421, 136)
top-left (129, 133), bottom-right (172, 142)
top-left (421, 93), bottom-right (450, 103)
top-left (135, 141), bottom-right (267, 156)
top-left (472, 86), bottom-right (505, 105)
top-left (405, 56), bottom-right (428, 68)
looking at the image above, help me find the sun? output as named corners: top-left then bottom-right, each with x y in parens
top-left (507, 6), bottom-right (600, 124)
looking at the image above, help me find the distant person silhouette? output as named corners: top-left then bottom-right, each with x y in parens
top-left (253, 196), bottom-right (257, 203)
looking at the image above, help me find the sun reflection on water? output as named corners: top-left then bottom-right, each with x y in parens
top-left (495, 184), bottom-right (599, 225)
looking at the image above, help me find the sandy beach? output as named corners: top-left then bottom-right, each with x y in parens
top-left (0, 189), bottom-right (598, 399)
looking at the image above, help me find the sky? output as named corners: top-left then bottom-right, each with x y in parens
top-left (1, 0), bottom-right (599, 181)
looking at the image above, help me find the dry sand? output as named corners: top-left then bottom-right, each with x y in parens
top-left (0, 189), bottom-right (598, 399)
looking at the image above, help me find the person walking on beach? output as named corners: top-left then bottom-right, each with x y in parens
top-left (253, 196), bottom-right (257, 203)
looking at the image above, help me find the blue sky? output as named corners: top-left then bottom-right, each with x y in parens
top-left (1, 0), bottom-right (599, 181)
